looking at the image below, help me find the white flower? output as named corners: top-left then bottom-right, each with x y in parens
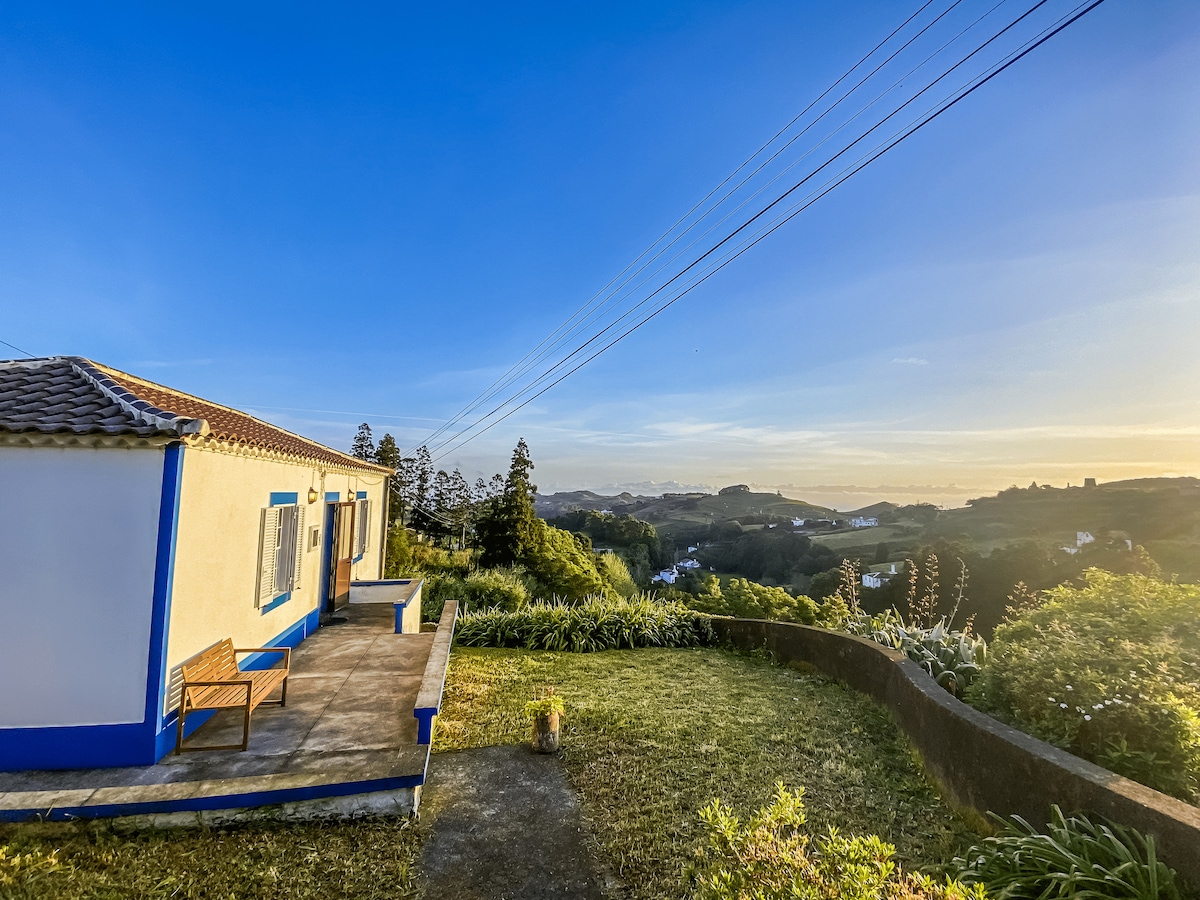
top-left (1066, 685), bottom-right (1073, 691)
top-left (1094, 703), bottom-right (1104, 710)
top-left (1084, 715), bottom-right (1092, 721)
top-left (1048, 697), bottom-right (1056, 703)
top-left (1060, 703), bottom-right (1068, 708)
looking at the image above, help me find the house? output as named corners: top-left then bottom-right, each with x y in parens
top-left (678, 558), bottom-right (701, 570)
top-left (791, 518), bottom-right (806, 527)
top-left (0, 357), bottom-right (392, 771)
top-left (851, 516), bottom-right (879, 528)
top-left (862, 564), bottom-right (897, 589)
top-left (1076, 531), bottom-right (1095, 547)
top-left (651, 568), bottom-right (678, 585)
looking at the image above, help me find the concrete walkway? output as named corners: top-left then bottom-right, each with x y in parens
top-left (0, 604), bottom-right (432, 822)
top-left (418, 746), bottom-right (620, 900)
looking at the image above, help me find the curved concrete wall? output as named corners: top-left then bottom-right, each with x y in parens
top-left (713, 618), bottom-right (1200, 884)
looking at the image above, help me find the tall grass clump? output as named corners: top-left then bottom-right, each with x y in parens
top-left (967, 571), bottom-right (1200, 802)
top-left (952, 806), bottom-right (1182, 900)
top-left (454, 594), bottom-right (717, 652)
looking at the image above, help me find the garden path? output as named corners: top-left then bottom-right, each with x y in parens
top-left (417, 745), bottom-right (620, 899)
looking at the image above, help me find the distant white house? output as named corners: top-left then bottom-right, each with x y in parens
top-left (687, 545), bottom-right (699, 553)
top-left (791, 518), bottom-right (806, 527)
top-left (862, 564), bottom-right (898, 589)
top-left (1061, 546), bottom-right (1080, 555)
top-left (1076, 531), bottom-right (1095, 547)
top-left (652, 568), bottom-right (678, 585)
top-left (851, 516), bottom-right (879, 528)
top-left (678, 558), bottom-right (701, 570)
top-left (599, 508), bottom-right (613, 515)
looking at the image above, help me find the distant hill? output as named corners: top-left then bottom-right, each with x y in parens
top-left (537, 487), bottom-right (840, 539)
top-left (535, 490), bottom-right (653, 519)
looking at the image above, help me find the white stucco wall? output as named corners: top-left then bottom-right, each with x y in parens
top-left (0, 445), bottom-right (164, 728)
top-left (165, 448), bottom-right (386, 712)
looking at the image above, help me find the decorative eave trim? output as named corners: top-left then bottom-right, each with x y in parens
top-left (0, 431), bottom-right (179, 451)
top-left (182, 434), bottom-right (393, 476)
top-left (68, 358), bottom-right (210, 437)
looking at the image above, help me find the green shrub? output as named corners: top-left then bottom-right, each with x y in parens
top-left (952, 805), bottom-right (1181, 900)
top-left (966, 571), bottom-right (1200, 802)
top-left (463, 567), bottom-right (532, 611)
top-left (684, 575), bottom-right (819, 625)
top-left (454, 595), bottom-right (717, 652)
top-left (422, 571), bottom-right (467, 622)
top-left (686, 782), bottom-right (986, 900)
top-left (597, 552), bottom-right (639, 598)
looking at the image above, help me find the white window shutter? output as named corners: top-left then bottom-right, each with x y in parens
top-left (292, 504), bottom-right (305, 589)
top-left (257, 507), bottom-right (282, 607)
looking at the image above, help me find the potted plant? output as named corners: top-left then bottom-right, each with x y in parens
top-left (524, 688), bottom-right (564, 753)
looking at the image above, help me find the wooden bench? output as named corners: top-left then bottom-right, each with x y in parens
top-left (176, 639), bottom-right (290, 753)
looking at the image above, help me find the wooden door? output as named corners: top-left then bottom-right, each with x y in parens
top-left (326, 501), bottom-right (356, 612)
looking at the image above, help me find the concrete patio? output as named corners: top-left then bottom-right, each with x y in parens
top-left (0, 601), bottom-right (457, 825)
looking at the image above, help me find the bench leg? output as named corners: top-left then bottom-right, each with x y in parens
top-left (280, 676), bottom-right (288, 708)
top-left (176, 705), bottom-right (188, 755)
top-left (241, 704), bottom-right (252, 751)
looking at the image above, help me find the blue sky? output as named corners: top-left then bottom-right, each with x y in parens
top-left (3, 1), bottom-right (1198, 507)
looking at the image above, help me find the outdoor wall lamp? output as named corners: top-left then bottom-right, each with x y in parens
top-left (308, 487), bottom-right (319, 504)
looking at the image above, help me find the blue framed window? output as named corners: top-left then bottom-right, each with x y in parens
top-left (256, 493), bottom-right (305, 612)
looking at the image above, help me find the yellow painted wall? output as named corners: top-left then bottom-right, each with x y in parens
top-left (164, 445), bottom-right (386, 713)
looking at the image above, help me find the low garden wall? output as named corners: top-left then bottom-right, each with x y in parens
top-left (713, 618), bottom-right (1200, 884)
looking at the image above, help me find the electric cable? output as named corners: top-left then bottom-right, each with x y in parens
top-left (408, 0), bottom-right (953, 454)
top-left (427, 0), bottom-right (1050, 458)
top-left (428, 0), bottom-right (1108, 462)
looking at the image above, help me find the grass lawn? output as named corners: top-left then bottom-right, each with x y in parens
top-left (0, 816), bottom-right (421, 899)
top-left (434, 646), bottom-right (982, 900)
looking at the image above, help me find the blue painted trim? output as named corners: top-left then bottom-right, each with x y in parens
top-left (0, 773), bottom-right (426, 822)
top-left (146, 441), bottom-right (186, 744)
top-left (270, 491), bottom-right (298, 506)
top-left (414, 709), bottom-right (437, 745)
top-left (324, 491), bottom-right (340, 502)
top-left (260, 591), bottom-right (291, 614)
top-left (319, 502), bottom-right (336, 610)
top-left (393, 601), bottom-right (410, 634)
top-left (353, 552), bottom-right (364, 563)
top-left (352, 578), bottom-right (415, 586)
top-left (356, 491), bottom-right (366, 499)
top-left (0, 724), bottom-right (159, 771)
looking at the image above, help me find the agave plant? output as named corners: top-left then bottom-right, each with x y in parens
top-left (847, 609), bottom-right (987, 698)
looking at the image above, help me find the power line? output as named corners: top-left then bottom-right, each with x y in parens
top-left (408, 0), bottom-right (952, 455)
top-left (0, 337), bottom-right (35, 358)
top-left (426, 0), bottom-right (1046, 458)
top-left (428, 0), bottom-right (1109, 463)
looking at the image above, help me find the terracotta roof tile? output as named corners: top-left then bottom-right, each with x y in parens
top-left (0, 357), bottom-right (390, 473)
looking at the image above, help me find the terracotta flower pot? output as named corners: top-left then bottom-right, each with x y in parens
top-left (531, 712), bottom-right (560, 753)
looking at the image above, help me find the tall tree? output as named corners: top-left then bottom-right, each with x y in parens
top-left (350, 422), bottom-right (375, 461)
top-left (374, 433), bottom-right (403, 524)
top-left (408, 446), bottom-right (439, 536)
top-left (476, 438), bottom-right (539, 567)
